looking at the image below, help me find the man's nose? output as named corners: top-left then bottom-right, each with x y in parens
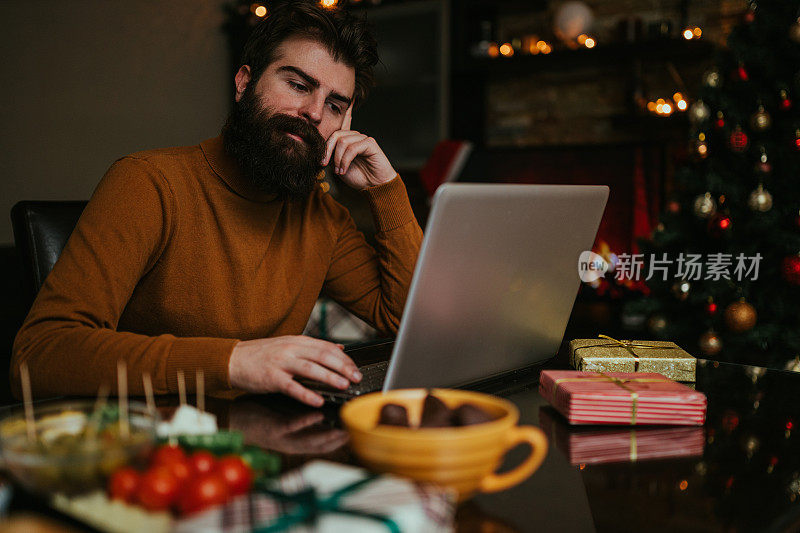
top-left (298, 95), bottom-right (324, 127)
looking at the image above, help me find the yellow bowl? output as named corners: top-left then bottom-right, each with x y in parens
top-left (340, 388), bottom-right (547, 501)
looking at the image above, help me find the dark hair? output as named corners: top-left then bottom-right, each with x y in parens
top-left (240, 1), bottom-right (379, 107)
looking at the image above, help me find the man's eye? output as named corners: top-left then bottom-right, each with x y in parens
top-left (288, 81), bottom-right (308, 92)
top-left (327, 102), bottom-right (342, 114)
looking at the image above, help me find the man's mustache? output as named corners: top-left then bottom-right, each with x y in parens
top-left (268, 113), bottom-right (325, 147)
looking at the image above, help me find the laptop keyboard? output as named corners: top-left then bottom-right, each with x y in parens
top-left (347, 360), bottom-right (389, 395)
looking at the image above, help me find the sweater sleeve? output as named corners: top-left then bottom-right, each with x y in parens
top-left (322, 175), bottom-right (423, 335)
top-left (10, 157), bottom-right (238, 399)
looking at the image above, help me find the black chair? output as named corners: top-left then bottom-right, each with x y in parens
top-left (11, 201), bottom-right (87, 307)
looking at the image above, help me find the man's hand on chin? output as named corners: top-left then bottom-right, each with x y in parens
top-left (228, 335), bottom-right (362, 407)
top-left (320, 104), bottom-right (397, 190)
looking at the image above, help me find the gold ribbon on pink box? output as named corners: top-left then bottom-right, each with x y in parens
top-left (550, 372), bottom-right (671, 425)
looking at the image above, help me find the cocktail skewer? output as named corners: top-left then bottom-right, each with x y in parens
top-left (117, 360), bottom-right (129, 440)
top-left (19, 363), bottom-right (35, 442)
top-left (143, 372), bottom-right (156, 416)
top-left (177, 370), bottom-right (186, 406)
top-left (85, 383), bottom-right (110, 441)
top-left (196, 369), bottom-right (205, 414)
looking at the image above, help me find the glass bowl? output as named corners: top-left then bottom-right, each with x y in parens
top-left (0, 400), bottom-right (159, 496)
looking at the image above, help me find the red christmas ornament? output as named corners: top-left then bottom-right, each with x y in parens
top-left (667, 200), bottom-right (681, 214)
top-left (780, 89), bottom-right (792, 110)
top-left (708, 213), bottom-right (732, 238)
top-left (744, 3), bottom-right (756, 23)
top-left (737, 63), bottom-right (749, 81)
top-left (706, 300), bottom-right (718, 315)
top-left (729, 127), bottom-right (749, 152)
top-left (782, 255), bottom-right (800, 285)
top-left (721, 409), bottom-right (739, 433)
top-left (715, 111), bottom-right (725, 129)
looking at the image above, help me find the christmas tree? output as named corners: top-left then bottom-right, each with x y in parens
top-left (629, 0), bottom-right (800, 370)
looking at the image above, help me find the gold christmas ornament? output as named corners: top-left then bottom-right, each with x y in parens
top-left (699, 330), bottom-right (723, 356)
top-left (689, 100), bottom-right (711, 124)
top-left (744, 435), bottom-right (760, 457)
top-left (694, 140), bottom-right (709, 158)
top-left (724, 299), bottom-right (758, 332)
top-left (671, 280), bottom-right (692, 301)
top-left (747, 184), bottom-right (773, 212)
top-left (703, 69), bottom-right (721, 88)
top-left (693, 192), bottom-right (717, 218)
top-left (750, 105), bottom-right (772, 131)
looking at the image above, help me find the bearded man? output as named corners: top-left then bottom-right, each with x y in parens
top-left (11, 1), bottom-right (422, 406)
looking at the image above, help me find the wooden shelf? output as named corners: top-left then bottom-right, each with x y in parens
top-left (455, 38), bottom-right (717, 76)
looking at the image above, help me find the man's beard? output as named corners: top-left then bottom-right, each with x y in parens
top-left (221, 88), bottom-right (327, 200)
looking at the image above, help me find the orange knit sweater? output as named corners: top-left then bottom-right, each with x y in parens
top-left (11, 136), bottom-right (422, 398)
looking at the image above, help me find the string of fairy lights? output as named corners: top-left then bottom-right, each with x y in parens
top-left (241, 1), bottom-right (707, 120)
top-left (246, 0), bottom-right (378, 19)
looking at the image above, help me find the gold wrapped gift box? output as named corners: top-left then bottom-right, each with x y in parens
top-left (569, 336), bottom-right (696, 382)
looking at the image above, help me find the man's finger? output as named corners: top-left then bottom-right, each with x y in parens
top-left (280, 376), bottom-right (325, 407)
top-left (332, 133), bottom-right (368, 174)
top-left (338, 137), bottom-right (373, 176)
top-left (290, 358), bottom-right (350, 390)
top-left (294, 337), bottom-right (361, 381)
top-left (342, 103), bottom-right (353, 131)
top-left (322, 130), bottom-right (360, 167)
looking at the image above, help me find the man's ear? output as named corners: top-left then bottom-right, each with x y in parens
top-left (234, 65), bottom-right (252, 102)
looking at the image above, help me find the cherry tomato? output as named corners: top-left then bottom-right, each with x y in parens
top-left (162, 457), bottom-right (192, 485)
top-left (178, 472), bottom-right (230, 515)
top-left (151, 444), bottom-right (187, 467)
top-left (214, 456), bottom-right (254, 496)
top-left (217, 456), bottom-right (254, 495)
top-left (187, 450), bottom-right (217, 477)
top-left (108, 467), bottom-right (140, 503)
top-left (136, 465), bottom-right (180, 511)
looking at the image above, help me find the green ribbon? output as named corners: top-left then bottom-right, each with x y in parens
top-left (253, 475), bottom-right (401, 533)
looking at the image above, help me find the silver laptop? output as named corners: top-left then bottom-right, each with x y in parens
top-left (310, 183), bottom-right (609, 403)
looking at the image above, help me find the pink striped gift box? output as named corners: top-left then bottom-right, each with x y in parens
top-left (539, 370), bottom-right (707, 426)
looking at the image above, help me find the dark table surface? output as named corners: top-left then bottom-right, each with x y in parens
top-left (3, 347), bottom-right (800, 532)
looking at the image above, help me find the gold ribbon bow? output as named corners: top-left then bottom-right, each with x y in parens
top-left (575, 334), bottom-right (675, 372)
top-left (551, 372), bottom-right (670, 425)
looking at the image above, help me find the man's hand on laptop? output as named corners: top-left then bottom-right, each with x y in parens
top-left (228, 336), bottom-right (363, 407)
top-left (322, 104), bottom-right (396, 190)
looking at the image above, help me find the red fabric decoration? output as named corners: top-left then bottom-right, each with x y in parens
top-left (419, 140), bottom-right (473, 197)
